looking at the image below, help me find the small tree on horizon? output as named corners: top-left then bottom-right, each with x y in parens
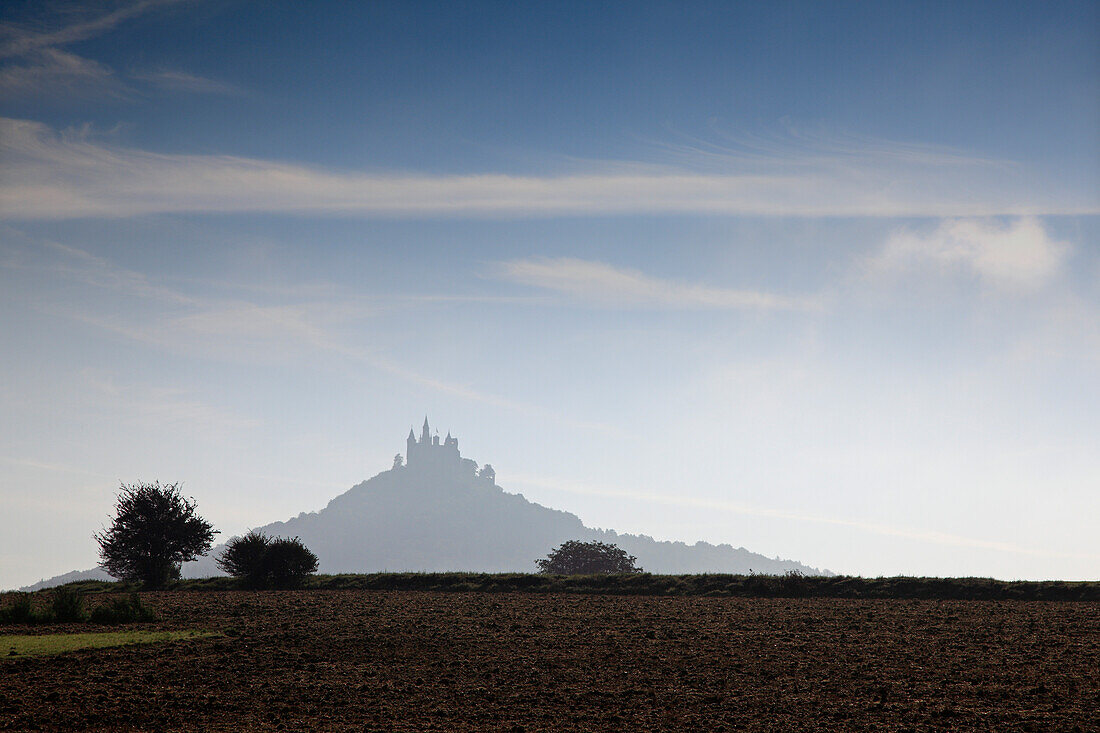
top-left (536, 540), bottom-right (642, 575)
top-left (94, 481), bottom-right (217, 588)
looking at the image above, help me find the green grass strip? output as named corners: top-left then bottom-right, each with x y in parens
top-left (2, 629), bottom-right (219, 660)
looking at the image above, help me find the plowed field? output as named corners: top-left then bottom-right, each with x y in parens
top-left (3, 591), bottom-right (1098, 731)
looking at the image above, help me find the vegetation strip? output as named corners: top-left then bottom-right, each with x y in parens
top-left (2, 630), bottom-right (219, 660)
top-left (41, 573), bottom-right (1100, 601)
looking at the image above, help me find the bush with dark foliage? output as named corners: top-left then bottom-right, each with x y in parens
top-left (90, 593), bottom-right (155, 624)
top-left (536, 540), bottom-right (642, 575)
top-left (263, 536), bottom-right (320, 588)
top-left (94, 481), bottom-right (218, 588)
top-left (0, 593), bottom-right (39, 624)
top-left (50, 587), bottom-right (87, 622)
top-left (215, 530), bottom-right (270, 585)
top-left (217, 531), bottom-right (319, 588)
top-left (0, 587), bottom-right (153, 624)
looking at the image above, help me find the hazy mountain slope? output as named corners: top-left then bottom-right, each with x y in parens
top-left (19, 567), bottom-right (112, 592)
top-left (181, 464), bottom-right (825, 578)
top-left (21, 462), bottom-right (827, 590)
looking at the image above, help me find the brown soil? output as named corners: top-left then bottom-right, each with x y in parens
top-left (2, 591), bottom-right (1098, 731)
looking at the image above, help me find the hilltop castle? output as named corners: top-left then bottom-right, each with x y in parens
top-left (402, 417), bottom-right (494, 483)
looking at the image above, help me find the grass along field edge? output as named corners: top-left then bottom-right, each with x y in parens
top-left (2, 630), bottom-right (221, 660)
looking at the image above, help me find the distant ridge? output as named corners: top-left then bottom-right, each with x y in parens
top-left (20, 421), bottom-right (828, 590)
top-left (20, 567), bottom-right (112, 592)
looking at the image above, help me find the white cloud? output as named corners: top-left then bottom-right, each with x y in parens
top-left (1, 118), bottom-right (1095, 220)
top-left (869, 217), bottom-right (1070, 290)
top-left (495, 257), bottom-right (812, 310)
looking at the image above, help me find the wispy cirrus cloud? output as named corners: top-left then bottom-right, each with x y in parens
top-left (637, 123), bottom-right (1016, 174)
top-left (81, 370), bottom-right (262, 431)
top-left (494, 257), bottom-right (814, 311)
top-left (510, 472), bottom-right (1100, 561)
top-left (0, 0), bottom-right (183, 59)
top-left (0, 48), bottom-right (125, 99)
top-left (19, 236), bottom-right (197, 305)
top-left (0, 0), bottom-right (219, 102)
top-left (2, 117), bottom-right (1095, 220)
top-left (1, 235), bottom-right (616, 433)
top-left (128, 69), bottom-right (242, 95)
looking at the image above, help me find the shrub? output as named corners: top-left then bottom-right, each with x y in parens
top-left (263, 537), bottom-right (319, 589)
top-left (215, 530), bottom-right (270, 586)
top-left (94, 481), bottom-right (218, 588)
top-left (50, 587), bottom-right (87, 623)
top-left (90, 593), bottom-right (155, 624)
top-left (535, 540), bottom-right (642, 575)
top-left (0, 593), bottom-right (40, 624)
top-left (217, 531), bottom-right (318, 588)
top-left (1, 588), bottom-right (91, 624)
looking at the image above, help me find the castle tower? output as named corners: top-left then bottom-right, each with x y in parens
top-left (420, 416), bottom-right (430, 444)
top-left (406, 428), bottom-right (416, 464)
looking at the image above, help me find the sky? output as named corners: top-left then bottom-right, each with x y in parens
top-left (1, 0), bottom-right (1098, 588)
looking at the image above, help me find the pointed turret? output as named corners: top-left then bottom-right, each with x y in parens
top-left (406, 427), bottom-right (417, 466)
top-left (421, 416), bottom-right (430, 443)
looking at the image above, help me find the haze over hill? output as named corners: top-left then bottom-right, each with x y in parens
top-left (22, 421), bottom-right (825, 590)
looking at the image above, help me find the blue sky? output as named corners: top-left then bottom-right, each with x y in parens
top-left (1, 0), bottom-right (1098, 588)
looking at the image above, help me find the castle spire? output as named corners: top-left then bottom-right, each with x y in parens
top-left (421, 416), bottom-right (430, 443)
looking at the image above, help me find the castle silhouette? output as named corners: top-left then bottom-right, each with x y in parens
top-left (403, 417), bottom-right (494, 483)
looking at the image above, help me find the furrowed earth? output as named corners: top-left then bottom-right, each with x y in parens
top-left (3, 590), bottom-right (1098, 731)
